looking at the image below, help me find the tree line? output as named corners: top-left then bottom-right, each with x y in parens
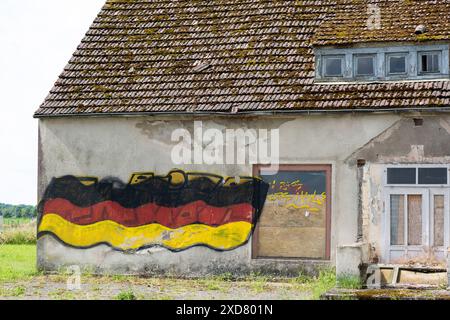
top-left (0, 203), bottom-right (37, 219)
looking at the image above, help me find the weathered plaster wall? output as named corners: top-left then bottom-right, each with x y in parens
top-left (37, 113), bottom-right (401, 276)
top-left (351, 115), bottom-right (450, 264)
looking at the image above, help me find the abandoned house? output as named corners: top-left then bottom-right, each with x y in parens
top-left (34, 0), bottom-right (450, 285)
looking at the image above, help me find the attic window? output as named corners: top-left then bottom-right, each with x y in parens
top-left (387, 53), bottom-right (407, 75)
top-left (315, 44), bottom-right (449, 82)
top-left (355, 54), bottom-right (375, 76)
top-left (419, 51), bottom-right (441, 74)
top-left (323, 55), bottom-right (344, 77)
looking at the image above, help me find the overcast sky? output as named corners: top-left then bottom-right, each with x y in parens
top-left (0, 0), bottom-right (105, 205)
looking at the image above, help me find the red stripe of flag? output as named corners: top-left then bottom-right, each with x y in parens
top-left (43, 198), bottom-right (254, 228)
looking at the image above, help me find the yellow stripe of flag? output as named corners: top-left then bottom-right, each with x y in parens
top-left (38, 214), bottom-right (253, 251)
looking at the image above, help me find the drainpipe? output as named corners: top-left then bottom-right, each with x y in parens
top-left (356, 159), bottom-right (366, 243)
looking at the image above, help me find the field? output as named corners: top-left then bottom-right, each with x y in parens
top-left (0, 218), bottom-right (337, 300)
top-left (0, 218), bottom-right (36, 245)
top-left (0, 245), bottom-right (37, 282)
top-left (2, 218), bottom-right (35, 227)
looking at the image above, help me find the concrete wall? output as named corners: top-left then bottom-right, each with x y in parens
top-left (37, 113), bottom-right (401, 277)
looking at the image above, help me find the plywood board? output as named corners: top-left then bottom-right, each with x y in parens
top-left (407, 195), bottom-right (422, 245)
top-left (257, 227), bottom-right (326, 259)
top-left (260, 195), bottom-right (326, 228)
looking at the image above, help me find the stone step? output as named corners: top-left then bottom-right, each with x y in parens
top-left (365, 264), bottom-right (447, 288)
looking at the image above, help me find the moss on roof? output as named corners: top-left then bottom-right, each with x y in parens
top-left (34, 0), bottom-right (450, 117)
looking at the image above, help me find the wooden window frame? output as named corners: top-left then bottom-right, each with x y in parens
top-left (252, 164), bottom-right (332, 260)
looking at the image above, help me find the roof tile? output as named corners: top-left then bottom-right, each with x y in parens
top-left (35, 0), bottom-right (450, 117)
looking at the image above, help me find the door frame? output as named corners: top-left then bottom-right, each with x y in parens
top-left (252, 164), bottom-right (332, 260)
top-left (382, 164), bottom-right (450, 263)
top-left (384, 187), bottom-right (450, 263)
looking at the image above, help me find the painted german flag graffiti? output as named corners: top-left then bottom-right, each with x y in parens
top-left (38, 170), bottom-right (269, 252)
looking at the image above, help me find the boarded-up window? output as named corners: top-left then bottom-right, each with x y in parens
top-left (433, 195), bottom-right (445, 247)
top-left (407, 195), bottom-right (422, 245)
top-left (255, 167), bottom-right (330, 260)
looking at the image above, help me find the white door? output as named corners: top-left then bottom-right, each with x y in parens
top-left (386, 188), bottom-right (427, 262)
top-left (384, 165), bottom-right (450, 264)
top-left (386, 188), bottom-right (449, 263)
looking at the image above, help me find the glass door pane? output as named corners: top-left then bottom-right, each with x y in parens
top-left (390, 195), bottom-right (405, 245)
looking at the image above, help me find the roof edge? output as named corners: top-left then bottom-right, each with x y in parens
top-left (33, 106), bottom-right (450, 119)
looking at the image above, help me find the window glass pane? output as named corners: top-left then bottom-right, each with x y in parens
top-left (389, 56), bottom-right (406, 74)
top-left (421, 54), bottom-right (428, 71)
top-left (433, 195), bottom-right (445, 247)
top-left (407, 195), bottom-right (422, 245)
top-left (418, 168), bottom-right (447, 184)
top-left (324, 57), bottom-right (342, 76)
top-left (387, 168), bottom-right (416, 184)
top-left (390, 195), bottom-right (405, 245)
top-left (356, 56), bottom-right (374, 75)
top-left (432, 54), bottom-right (440, 72)
top-left (421, 53), bottom-right (440, 73)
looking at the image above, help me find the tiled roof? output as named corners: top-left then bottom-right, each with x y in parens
top-left (34, 0), bottom-right (450, 117)
top-left (313, 0), bottom-right (450, 46)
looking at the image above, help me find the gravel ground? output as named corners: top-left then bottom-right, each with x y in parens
top-left (0, 275), bottom-right (313, 300)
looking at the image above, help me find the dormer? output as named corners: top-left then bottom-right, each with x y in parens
top-left (315, 43), bottom-right (450, 83)
top-left (312, 0), bottom-right (450, 83)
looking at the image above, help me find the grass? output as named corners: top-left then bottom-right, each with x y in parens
top-left (337, 275), bottom-right (363, 289)
top-left (288, 268), bottom-right (337, 300)
top-left (0, 285), bottom-right (26, 297)
top-left (308, 269), bottom-right (337, 300)
top-left (247, 273), bottom-right (270, 293)
top-left (0, 244), bottom-right (339, 299)
top-left (116, 289), bottom-right (137, 300)
top-left (0, 220), bottom-right (36, 245)
top-left (3, 218), bottom-right (34, 227)
top-left (0, 244), bottom-right (37, 282)
top-left (196, 275), bottom-right (232, 292)
top-left (11, 285), bottom-right (26, 296)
